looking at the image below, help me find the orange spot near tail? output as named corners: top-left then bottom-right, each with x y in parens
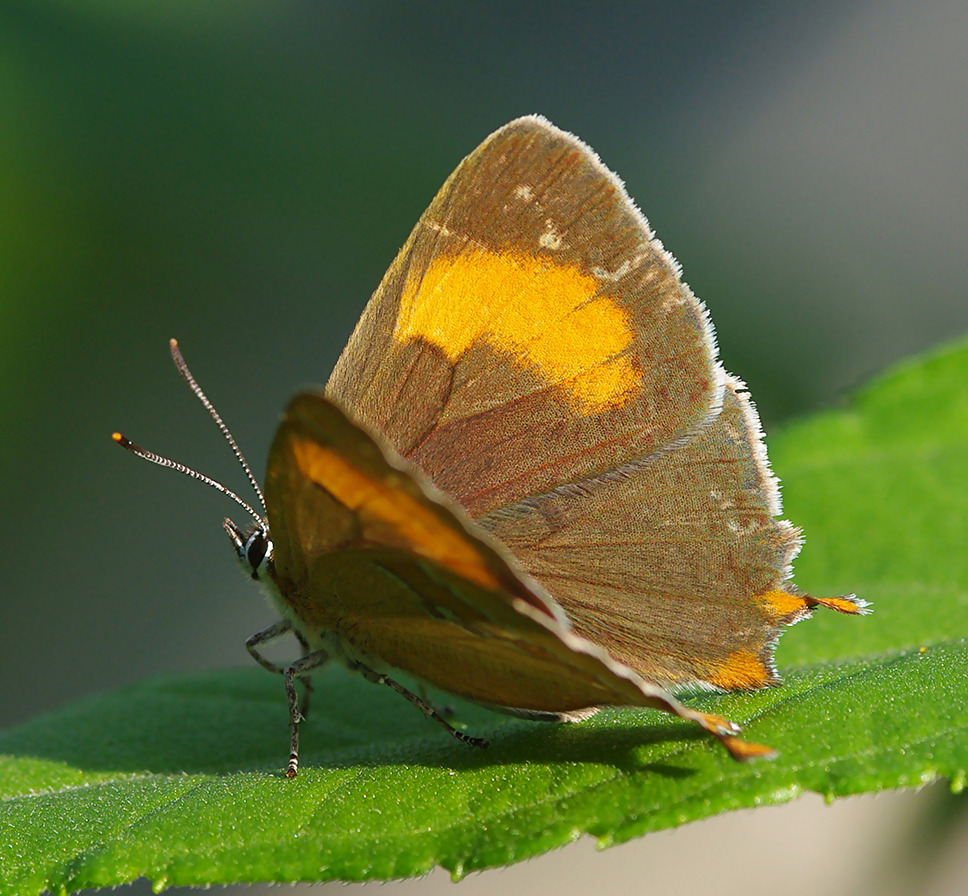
top-left (760, 588), bottom-right (812, 621)
top-left (760, 588), bottom-right (870, 620)
top-left (706, 649), bottom-right (772, 690)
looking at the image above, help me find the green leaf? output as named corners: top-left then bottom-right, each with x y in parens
top-left (3, 339), bottom-right (968, 895)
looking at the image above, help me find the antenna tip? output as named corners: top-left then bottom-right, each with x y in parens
top-left (112, 432), bottom-right (129, 447)
top-left (169, 337), bottom-right (179, 349)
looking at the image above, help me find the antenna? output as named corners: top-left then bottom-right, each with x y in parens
top-left (112, 339), bottom-right (268, 528)
top-left (112, 433), bottom-right (266, 527)
top-left (168, 338), bottom-right (267, 515)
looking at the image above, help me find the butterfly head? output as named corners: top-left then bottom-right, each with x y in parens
top-left (224, 518), bottom-right (273, 583)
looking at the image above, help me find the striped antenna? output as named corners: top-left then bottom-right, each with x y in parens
top-left (111, 339), bottom-right (267, 528)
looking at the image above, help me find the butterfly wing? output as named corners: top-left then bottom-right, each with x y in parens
top-left (264, 392), bottom-right (564, 627)
top-left (325, 115), bottom-right (723, 518)
top-left (478, 376), bottom-right (862, 692)
top-left (265, 393), bottom-right (771, 759)
top-left (322, 115), bottom-right (861, 693)
top-left (280, 116), bottom-right (862, 742)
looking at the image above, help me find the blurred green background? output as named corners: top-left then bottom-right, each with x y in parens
top-left (2, 2), bottom-right (967, 895)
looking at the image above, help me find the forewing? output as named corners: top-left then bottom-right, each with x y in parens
top-left (325, 115), bottom-right (723, 517)
top-left (264, 392), bottom-right (565, 626)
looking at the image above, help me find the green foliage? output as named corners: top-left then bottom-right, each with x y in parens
top-left (3, 340), bottom-right (967, 895)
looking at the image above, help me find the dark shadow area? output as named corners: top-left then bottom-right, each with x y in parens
top-left (1, 667), bottom-right (709, 780)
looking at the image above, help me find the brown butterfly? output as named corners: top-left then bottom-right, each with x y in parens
top-left (115, 116), bottom-right (867, 777)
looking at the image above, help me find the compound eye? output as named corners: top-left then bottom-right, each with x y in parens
top-left (245, 530), bottom-right (269, 571)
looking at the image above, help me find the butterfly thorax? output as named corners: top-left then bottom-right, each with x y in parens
top-left (225, 515), bottom-right (384, 670)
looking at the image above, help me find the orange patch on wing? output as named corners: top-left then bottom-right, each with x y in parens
top-left (394, 248), bottom-right (639, 413)
top-left (706, 649), bottom-right (772, 689)
top-left (760, 588), bottom-right (810, 620)
top-left (290, 436), bottom-right (502, 591)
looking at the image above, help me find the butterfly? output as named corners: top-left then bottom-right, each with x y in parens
top-left (115, 115), bottom-right (867, 777)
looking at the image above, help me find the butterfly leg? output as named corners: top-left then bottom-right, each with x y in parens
top-left (283, 649), bottom-right (330, 778)
top-left (245, 619), bottom-right (293, 673)
top-left (355, 663), bottom-right (489, 749)
top-left (247, 620), bottom-right (314, 719)
top-left (293, 629), bottom-right (315, 720)
top-left (418, 683), bottom-right (455, 720)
